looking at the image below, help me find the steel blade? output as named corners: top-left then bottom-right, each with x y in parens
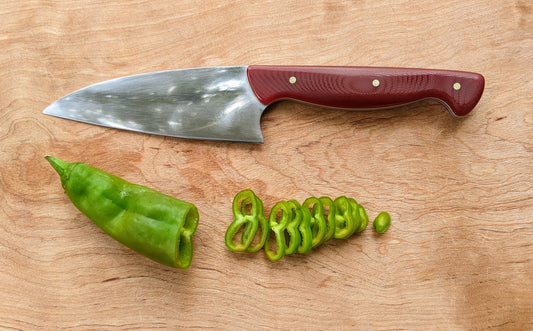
top-left (43, 66), bottom-right (267, 143)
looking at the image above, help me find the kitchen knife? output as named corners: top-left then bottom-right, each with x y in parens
top-left (43, 65), bottom-right (484, 143)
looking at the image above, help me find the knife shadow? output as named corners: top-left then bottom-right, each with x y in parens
top-left (257, 98), bottom-right (469, 144)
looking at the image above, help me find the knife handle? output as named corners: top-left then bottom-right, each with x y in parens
top-left (247, 65), bottom-right (484, 117)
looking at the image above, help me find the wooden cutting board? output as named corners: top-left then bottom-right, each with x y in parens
top-left (1, 1), bottom-right (531, 329)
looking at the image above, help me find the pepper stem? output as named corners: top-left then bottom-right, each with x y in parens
top-left (45, 155), bottom-right (75, 188)
top-left (45, 155), bottom-right (68, 175)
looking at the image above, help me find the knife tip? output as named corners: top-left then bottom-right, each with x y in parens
top-left (42, 103), bottom-right (54, 115)
top-left (42, 101), bottom-right (63, 117)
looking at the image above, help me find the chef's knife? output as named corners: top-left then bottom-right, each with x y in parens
top-left (43, 66), bottom-right (484, 143)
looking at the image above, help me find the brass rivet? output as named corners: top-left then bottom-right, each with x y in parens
top-left (372, 79), bottom-right (380, 87)
top-left (453, 82), bottom-right (461, 90)
top-left (289, 76), bottom-right (297, 84)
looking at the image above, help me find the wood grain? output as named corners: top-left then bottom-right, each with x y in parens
top-left (1, 0), bottom-right (531, 329)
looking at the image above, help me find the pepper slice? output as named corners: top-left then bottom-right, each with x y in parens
top-left (373, 212), bottom-right (391, 233)
top-left (46, 156), bottom-right (199, 269)
top-left (264, 201), bottom-right (290, 261)
top-left (333, 196), bottom-right (357, 239)
top-left (303, 197), bottom-right (327, 248)
top-left (284, 200), bottom-right (303, 255)
top-left (318, 196), bottom-right (336, 243)
top-left (297, 203), bottom-right (312, 254)
top-left (355, 203), bottom-right (369, 233)
top-left (224, 189), bottom-right (268, 253)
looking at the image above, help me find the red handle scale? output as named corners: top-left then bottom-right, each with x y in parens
top-left (247, 66), bottom-right (484, 117)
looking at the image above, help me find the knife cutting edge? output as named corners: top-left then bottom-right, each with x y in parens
top-left (42, 65), bottom-right (485, 143)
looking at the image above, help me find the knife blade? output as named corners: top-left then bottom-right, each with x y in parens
top-left (43, 65), bottom-right (484, 143)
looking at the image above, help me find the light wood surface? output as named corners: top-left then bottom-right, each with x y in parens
top-left (1, 1), bottom-right (531, 329)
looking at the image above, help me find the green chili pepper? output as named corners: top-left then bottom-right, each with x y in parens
top-left (226, 190), bottom-right (390, 261)
top-left (373, 212), bottom-right (391, 233)
top-left (46, 156), bottom-right (199, 269)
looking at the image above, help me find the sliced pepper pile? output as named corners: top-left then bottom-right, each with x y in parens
top-left (225, 189), bottom-right (390, 261)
